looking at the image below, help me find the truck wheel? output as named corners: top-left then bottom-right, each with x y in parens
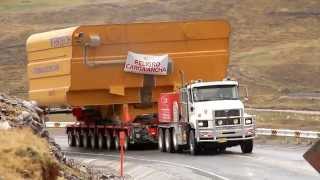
top-left (90, 133), bottom-right (96, 149)
top-left (68, 131), bottom-right (75, 147)
top-left (218, 146), bottom-right (226, 153)
top-left (83, 133), bottom-right (90, 148)
top-left (165, 129), bottom-right (174, 153)
top-left (75, 131), bottom-right (82, 147)
top-left (105, 131), bottom-right (112, 151)
top-left (158, 128), bottom-right (165, 152)
top-left (123, 133), bottom-right (128, 151)
top-left (98, 133), bottom-right (105, 150)
top-left (240, 139), bottom-right (253, 153)
top-left (189, 130), bottom-right (198, 155)
top-left (114, 134), bottom-right (120, 150)
top-left (115, 132), bottom-right (128, 151)
top-left (172, 128), bottom-right (181, 152)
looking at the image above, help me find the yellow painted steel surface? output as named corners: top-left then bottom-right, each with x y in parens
top-left (26, 20), bottom-right (230, 108)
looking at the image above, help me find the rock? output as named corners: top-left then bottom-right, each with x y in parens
top-left (22, 100), bottom-right (35, 111)
top-left (0, 120), bottom-right (11, 130)
top-left (8, 100), bottom-right (18, 106)
top-left (18, 111), bottom-right (31, 121)
top-left (32, 112), bottom-right (40, 121)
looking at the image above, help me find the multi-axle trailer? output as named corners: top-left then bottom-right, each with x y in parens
top-left (27, 20), bottom-right (255, 154)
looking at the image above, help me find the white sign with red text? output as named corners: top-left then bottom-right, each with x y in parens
top-left (124, 51), bottom-right (169, 75)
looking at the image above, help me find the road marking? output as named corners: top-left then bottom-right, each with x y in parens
top-left (64, 151), bottom-right (230, 180)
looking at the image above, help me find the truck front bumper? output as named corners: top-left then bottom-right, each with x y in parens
top-left (197, 126), bottom-right (255, 143)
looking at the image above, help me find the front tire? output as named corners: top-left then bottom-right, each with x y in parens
top-left (189, 130), bottom-right (198, 155)
top-left (158, 128), bottom-right (165, 152)
top-left (165, 129), bottom-right (174, 153)
top-left (240, 139), bottom-right (253, 153)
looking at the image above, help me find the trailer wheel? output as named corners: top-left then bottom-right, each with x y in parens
top-left (83, 133), bottom-right (90, 148)
top-left (124, 134), bottom-right (128, 150)
top-left (172, 128), bottom-right (181, 152)
top-left (105, 131), bottom-right (112, 151)
top-left (90, 133), bottom-right (96, 149)
top-left (115, 132), bottom-right (128, 151)
top-left (158, 128), bottom-right (165, 152)
top-left (98, 133), bottom-right (105, 150)
top-left (114, 134), bottom-right (120, 150)
top-left (240, 139), bottom-right (253, 153)
top-left (75, 131), bottom-right (82, 147)
top-left (68, 131), bottom-right (75, 147)
top-left (165, 129), bottom-right (174, 153)
top-left (189, 130), bottom-right (198, 155)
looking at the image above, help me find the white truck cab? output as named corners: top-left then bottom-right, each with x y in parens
top-left (158, 80), bottom-right (256, 155)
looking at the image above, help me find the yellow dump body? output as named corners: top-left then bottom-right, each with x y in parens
top-left (27, 20), bottom-right (230, 119)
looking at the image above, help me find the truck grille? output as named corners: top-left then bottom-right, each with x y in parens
top-left (215, 118), bottom-right (241, 126)
top-left (215, 109), bottom-right (240, 117)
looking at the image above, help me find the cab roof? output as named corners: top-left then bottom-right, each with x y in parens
top-left (188, 80), bottom-right (238, 88)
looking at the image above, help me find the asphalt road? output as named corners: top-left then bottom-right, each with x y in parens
top-left (52, 132), bottom-right (319, 180)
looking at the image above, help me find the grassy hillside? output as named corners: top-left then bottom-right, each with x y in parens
top-left (0, 128), bottom-right (59, 179)
top-left (0, 0), bottom-right (319, 110)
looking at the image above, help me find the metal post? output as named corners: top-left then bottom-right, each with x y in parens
top-left (120, 144), bottom-right (124, 177)
top-left (119, 131), bottom-right (125, 178)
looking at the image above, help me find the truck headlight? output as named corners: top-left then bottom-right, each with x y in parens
top-left (217, 120), bottom-right (223, 126)
top-left (245, 118), bottom-right (253, 125)
top-left (198, 120), bottom-right (208, 127)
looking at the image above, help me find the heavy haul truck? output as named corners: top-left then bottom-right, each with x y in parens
top-left (26, 20), bottom-right (255, 154)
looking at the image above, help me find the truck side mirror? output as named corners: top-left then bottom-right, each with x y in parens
top-left (239, 85), bottom-right (249, 102)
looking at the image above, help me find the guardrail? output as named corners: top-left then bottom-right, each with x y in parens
top-left (45, 121), bottom-right (74, 128)
top-left (45, 122), bottom-right (320, 139)
top-left (256, 128), bottom-right (320, 139)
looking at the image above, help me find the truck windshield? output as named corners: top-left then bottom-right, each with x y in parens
top-left (192, 85), bottom-right (239, 102)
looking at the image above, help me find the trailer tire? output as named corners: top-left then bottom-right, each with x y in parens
top-left (90, 133), bottom-right (96, 149)
top-left (172, 128), bottom-right (181, 152)
top-left (115, 133), bottom-right (128, 151)
top-left (165, 129), bottom-right (174, 153)
top-left (189, 130), bottom-right (198, 155)
top-left (124, 133), bottom-right (128, 151)
top-left (98, 133), bottom-right (105, 150)
top-left (83, 133), bottom-right (90, 148)
top-left (75, 131), bottom-right (82, 147)
top-left (68, 131), bottom-right (75, 147)
top-left (240, 139), bottom-right (253, 153)
top-left (114, 134), bottom-right (120, 151)
top-left (158, 128), bottom-right (165, 152)
top-left (105, 131), bottom-right (112, 151)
